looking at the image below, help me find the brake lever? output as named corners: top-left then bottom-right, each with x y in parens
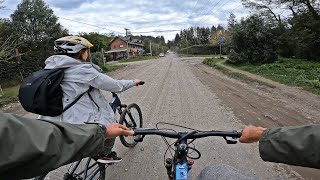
top-left (223, 136), bottom-right (238, 144)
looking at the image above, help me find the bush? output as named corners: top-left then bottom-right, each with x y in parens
top-left (179, 45), bottom-right (227, 55)
top-left (228, 15), bottom-right (278, 64)
top-left (91, 52), bottom-right (105, 67)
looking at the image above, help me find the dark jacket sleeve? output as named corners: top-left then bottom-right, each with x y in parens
top-left (259, 124), bottom-right (320, 169)
top-left (0, 113), bottom-right (105, 179)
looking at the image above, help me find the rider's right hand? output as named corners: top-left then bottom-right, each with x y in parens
top-left (105, 123), bottom-right (134, 139)
top-left (239, 125), bottom-right (266, 143)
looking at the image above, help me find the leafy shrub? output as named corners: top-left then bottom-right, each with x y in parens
top-left (228, 15), bottom-right (278, 64)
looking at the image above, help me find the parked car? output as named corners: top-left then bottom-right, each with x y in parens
top-left (159, 53), bottom-right (165, 57)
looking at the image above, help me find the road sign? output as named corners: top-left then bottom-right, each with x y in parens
top-left (217, 37), bottom-right (224, 45)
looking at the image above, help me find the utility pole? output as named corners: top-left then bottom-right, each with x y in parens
top-left (101, 48), bottom-right (105, 66)
top-left (125, 28), bottom-right (129, 36)
top-left (150, 40), bottom-right (152, 56)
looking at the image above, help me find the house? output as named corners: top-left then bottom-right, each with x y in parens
top-left (106, 36), bottom-right (144, 60)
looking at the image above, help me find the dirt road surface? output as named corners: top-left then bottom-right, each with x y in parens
top-left (2, 54), bottom-right (320, 179)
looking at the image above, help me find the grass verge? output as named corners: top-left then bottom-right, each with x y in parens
top-left (203, 57), bottom-right (276, 88)
top-left (225, 58), bottom-right (320, 94)
top-left (0, 85), bottom-right (19, 107)
top-left (118, 56), bottom-right (156, 63)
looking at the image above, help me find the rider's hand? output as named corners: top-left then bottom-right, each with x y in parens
top-left (134, 79), bottom-right (142, 86)
top-left (105, 123), bottom-right (134, 139)
top-left (239, 125), bottom-right (266, 143)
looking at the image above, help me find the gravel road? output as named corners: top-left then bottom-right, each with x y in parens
top-left (3, 54), bottom-right (319, 180)
top-left (105, 54), bottom-right (309, 180)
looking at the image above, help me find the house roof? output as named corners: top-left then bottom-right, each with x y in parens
top-left (109, 36), bottom-right (144, 47)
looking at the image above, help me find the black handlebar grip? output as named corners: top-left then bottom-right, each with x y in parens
top-left (138, 81), bottom-right (145, 85)
top-left (236, 131), bottom-right (242, 138)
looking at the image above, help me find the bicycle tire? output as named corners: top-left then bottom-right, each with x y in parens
top-left (33, 158), bottom-right (106, 180)
top-left (33, 174), bottom-right (47, 180)
top-left (119, 103), bottom-right (143, 147)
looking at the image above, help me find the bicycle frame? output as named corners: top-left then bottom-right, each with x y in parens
top-left (64, 158), bottom-right (105, 180)
top-left (109, 92), bottom-right (137, 127)
top-left (134, 129), bottom-right (241, 180)
top-left (109, 92), bottom-right (123, 114)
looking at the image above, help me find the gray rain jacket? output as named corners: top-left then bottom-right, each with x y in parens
top-left (38, 55), bottom-right (135, 125)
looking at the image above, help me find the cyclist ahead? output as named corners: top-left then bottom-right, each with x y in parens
top-left (38, 36), bottom-right (143, 163)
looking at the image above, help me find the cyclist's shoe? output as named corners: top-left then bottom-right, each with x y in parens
top-left (97, 151), bottom-right (122, 164)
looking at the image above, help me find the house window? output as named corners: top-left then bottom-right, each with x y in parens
top-left (120, 45), bottom-right (123, 48)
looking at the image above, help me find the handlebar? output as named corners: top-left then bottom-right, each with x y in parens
top-left (133, 128), bottom-right (241, 139)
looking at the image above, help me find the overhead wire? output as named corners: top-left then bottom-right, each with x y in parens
top-left (1, 1), bottom-right (249, 39)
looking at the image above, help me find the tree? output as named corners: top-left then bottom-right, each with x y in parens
top-left (79, 32), bottom-right (110, 52)
top-left (242, 0), bottom-right (282, 24)
top-left (211, 25), bottom-right (217, 33)
top-left (228, 15), bottom-right (278, 64)
top-left (11, 0), bottom-right (68, 42)
top-left (217, 24), bottom-right (224, 31)
top-left (228, 13), bottom-right (237, 30)
top-left (174, 33), bottom-right (181, 45)
top-left (0, 19), bottom-right (19, 61)
top-left (241, 0), bottom-right (320, 60)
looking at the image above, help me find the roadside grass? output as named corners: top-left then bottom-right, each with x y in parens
top-left (0, 63), bottom-right (126, 107)
top-left (0, 85), bottom-right (19, 107)
top-left (180, 54), bottom-right (220, 57)
top-left (118, 56), bottom-right (156, 63)
top-left (203, 58), bottom-right (276, 88)
top-left (224, 58), bottom-right (320, 94)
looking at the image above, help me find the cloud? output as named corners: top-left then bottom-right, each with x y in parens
top-left (0, 0), bottom-right (249, 41)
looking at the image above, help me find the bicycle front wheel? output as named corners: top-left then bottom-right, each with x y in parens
top-left (119, 103), bottom-right (143, 147)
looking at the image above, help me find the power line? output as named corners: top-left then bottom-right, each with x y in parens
top-left (0, 8), bottom-right (124, 35)
top-left (132, 29), bottom-right (180, 33)
top-left (193, 0), bottom-right (232, 28)
top-left (192, 0), bottom-right (224, 26)
top-left (58, 17), bottom-right (124, 34)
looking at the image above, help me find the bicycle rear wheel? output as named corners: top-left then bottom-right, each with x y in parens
top-left (33, 158), bottom-right (106, 180)
top-left (119, 103), bottom-right (143, 147)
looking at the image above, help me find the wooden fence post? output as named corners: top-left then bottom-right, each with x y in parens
top-left (15, 48), bottom-right (20, 63)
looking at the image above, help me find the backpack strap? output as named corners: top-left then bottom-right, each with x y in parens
top-left (62, 86), bottom-right (100, 113)
top-left (87, 86), bottom-right (100, 111)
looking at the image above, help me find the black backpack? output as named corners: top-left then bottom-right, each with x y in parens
top-left (19, 68), bottom-right (93, 116)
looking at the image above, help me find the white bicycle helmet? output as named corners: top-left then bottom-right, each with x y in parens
top-left (54, 36), bottom-right (93, 54)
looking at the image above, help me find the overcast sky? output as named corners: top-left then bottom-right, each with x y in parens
top-left (1, 0), bottom-right (250, 41)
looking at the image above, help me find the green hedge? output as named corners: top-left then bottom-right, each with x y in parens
top-left (178, 45), bottom-right (227, 55)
